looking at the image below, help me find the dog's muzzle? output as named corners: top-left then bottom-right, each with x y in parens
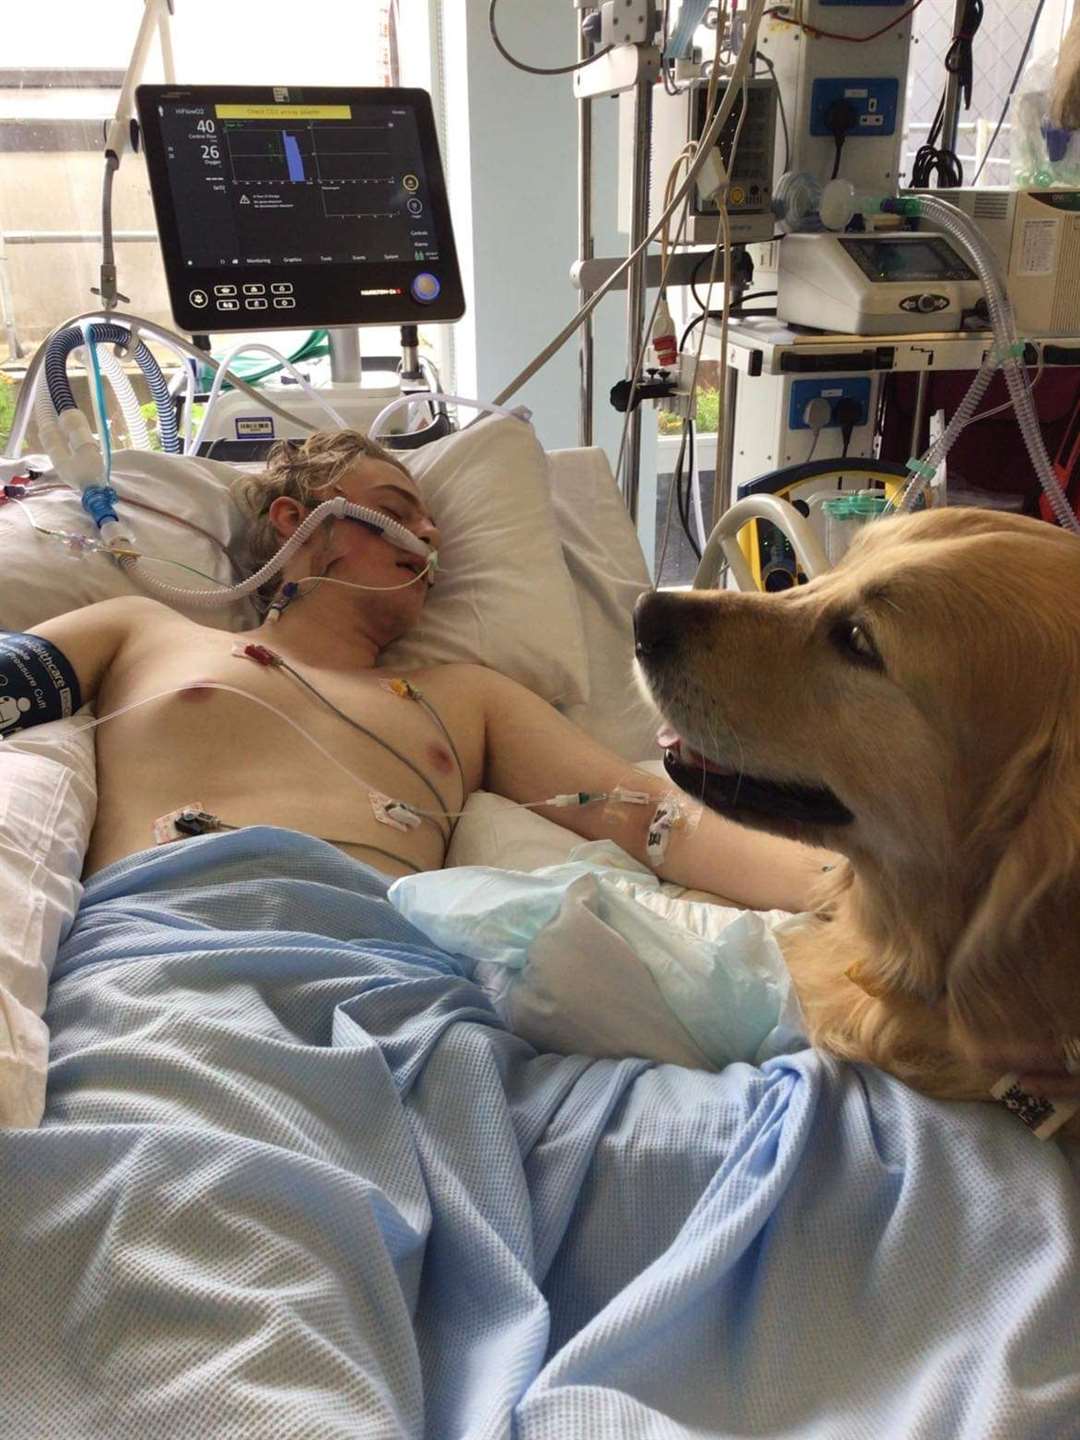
top-left (633, 590), bottom-right (690, 665)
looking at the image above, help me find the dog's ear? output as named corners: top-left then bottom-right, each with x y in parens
top-left (947, 717), bottom-right (1080, 1053)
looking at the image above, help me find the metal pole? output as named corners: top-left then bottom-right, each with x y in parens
top-left (715, 361), bottom-right (737, 527)
top-left (328, 327), bottom-right (363, 385)
top-left (0, 223), bottom-right (21, 359)
top-left (909, 368), bottom-right (930, 455)
top-left (939, 0), bottom-right (968, 159)
top-left (622, 74), bottom-right (653, 521)
top-left (577, 22), bottom-right (594, 447)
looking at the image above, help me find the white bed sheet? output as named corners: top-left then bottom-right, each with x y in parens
top-left (546, 446), bottom-right (663, 762)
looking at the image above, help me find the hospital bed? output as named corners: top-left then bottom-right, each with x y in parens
top-left (0, 417), bottom-right (1078, 1438)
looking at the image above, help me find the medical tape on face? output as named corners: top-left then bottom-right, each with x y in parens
top-left (338, 501), bottom-right (437, 582)
top-left (990, 1073), bottom-right (1080, 1141)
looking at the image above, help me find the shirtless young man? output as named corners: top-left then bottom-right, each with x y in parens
top-left (14, 429), bottom-right (833, 909)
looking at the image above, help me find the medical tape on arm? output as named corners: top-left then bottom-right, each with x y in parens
top-left (644, 791), bottom-right (702, 868)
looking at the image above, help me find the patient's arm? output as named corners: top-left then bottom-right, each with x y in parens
top-left (476, 665), bottom-right (838, 914)
top-left (21, 597), bottom-right (158, 712)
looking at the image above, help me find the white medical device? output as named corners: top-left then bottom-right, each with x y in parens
top-left (911, 187), bottom-right (1080, 340)
top-left (646, 77), bottom-right (778, 245)
top-left (776, 231), bottom-right (983, 336)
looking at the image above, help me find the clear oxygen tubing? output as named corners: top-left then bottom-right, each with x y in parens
top-left (3, 311), bottom-right (326, 462)
top-left (369, 392), bottom-right (531, 441)
top-left (115, 495), bottom-right (434, 610)
top-left (889, 360), bottom-right (997, 514)
top-left (95, 344), bottom-right (152, 450)
top-left (887, 195), bottom-right (1080, 534)
top-left (187, 342), bottom-right (349, 456)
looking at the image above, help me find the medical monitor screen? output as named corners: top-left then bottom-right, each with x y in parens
top-left (136, 85), bottom-right (464, 332)
top-left (839, 236), bottom-right (976, 284)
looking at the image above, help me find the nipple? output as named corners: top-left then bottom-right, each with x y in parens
top-left (428, 743), bottom-right (454, 774)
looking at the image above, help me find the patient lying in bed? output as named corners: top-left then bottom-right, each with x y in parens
top-left (13, 428), bottom-right (834, 912)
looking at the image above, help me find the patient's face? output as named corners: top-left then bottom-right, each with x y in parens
top-left (314, 458), bottom-right (440, 635)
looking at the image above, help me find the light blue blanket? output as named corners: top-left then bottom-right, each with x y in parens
top-left (1, 827), bottom-right (1078, 1439)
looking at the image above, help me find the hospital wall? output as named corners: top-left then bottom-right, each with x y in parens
top-left (442, 0), bottom-right (658, 544)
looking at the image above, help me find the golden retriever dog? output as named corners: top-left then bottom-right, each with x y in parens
top-left (634, 506), bottom-right (1080, 1137)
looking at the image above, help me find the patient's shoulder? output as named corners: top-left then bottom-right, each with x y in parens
top-left (85, 594), bottom-right (175, 623)
top-left (426, 661), bottom-right (531, 698)
top-left (26, 595), bottom-right (180, 705)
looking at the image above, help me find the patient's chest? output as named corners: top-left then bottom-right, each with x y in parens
top-left (85, 612), bottom-right (485, 878)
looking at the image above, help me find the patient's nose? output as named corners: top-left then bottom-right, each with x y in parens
top-left (633, 590), bottom-right (685, 659)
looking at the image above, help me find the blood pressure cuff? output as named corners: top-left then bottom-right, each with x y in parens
top-left (0, 632), bottom-right (82, 739)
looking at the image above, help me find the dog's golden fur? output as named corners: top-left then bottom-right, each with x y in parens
top-left (1052, 8), bottom-right (1080, 129)
top-left (638, 507), bottom-right (1080, 1135)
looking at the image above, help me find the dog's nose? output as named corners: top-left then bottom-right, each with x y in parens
top-left (633, 590), bottom-right (684, 659)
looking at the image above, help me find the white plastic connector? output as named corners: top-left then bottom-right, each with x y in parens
top-left (696, 148), bottom-right (728, 203)
top-left (56, 407), bottom-right (96, 449)
top-left (652, 298), bottom-right (678, 368)
top-left (51, 411), bottom-right (105, 488)
top-left (99, 519), bottom-right (134, 548)
top-left (547, 792), bottom-right (597, 808)
top-left (36, 418), bottom-right (67, 468)
top-left (803, 397), bottom-right (832, 432)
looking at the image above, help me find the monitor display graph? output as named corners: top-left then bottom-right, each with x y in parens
top-left (223, 120), bottom-right (397, 201)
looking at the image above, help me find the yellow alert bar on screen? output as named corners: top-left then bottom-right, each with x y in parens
top-left (214, 105), bottom-right (352, 120)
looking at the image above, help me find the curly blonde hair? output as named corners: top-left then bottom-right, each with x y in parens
top-left (231, 429), bottom-right (412, 602)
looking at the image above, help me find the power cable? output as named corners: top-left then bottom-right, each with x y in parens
top-left (488, 0), bottom-right (612, 75)
top-left (911, 0), bottom-right (982, 188)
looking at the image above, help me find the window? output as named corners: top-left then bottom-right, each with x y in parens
top-left (0, 1), bottom-right (445, 447)
top-left (901, 0), bottom-right (1075, 187)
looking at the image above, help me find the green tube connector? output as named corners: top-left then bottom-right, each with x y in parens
top-left (905, 457), bottom-right (937, 480)
top-left (882, 196), bottom-right (924, 218)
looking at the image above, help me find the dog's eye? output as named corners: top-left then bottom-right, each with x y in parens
top-left (830, 618), bottom-right (883, 670)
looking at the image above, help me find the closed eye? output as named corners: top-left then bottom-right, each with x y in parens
top-left (828, 617), bottom-right (884, 671)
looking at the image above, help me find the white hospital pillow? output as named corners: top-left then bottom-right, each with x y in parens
top-left (547, 446), bottom-right (662, 759)
top-left (447, 790), bottom-right (585, 871)
top-left (4, 420), bottom-right (590, 706)
top-left (0, 712), bottom-right (96, 1127)
top-left (384, 416), bottom-right (590, 706)
top-left (0, 450), bottom-right (259, 633)
top-left (446, 766), bottom-right (672, 875)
